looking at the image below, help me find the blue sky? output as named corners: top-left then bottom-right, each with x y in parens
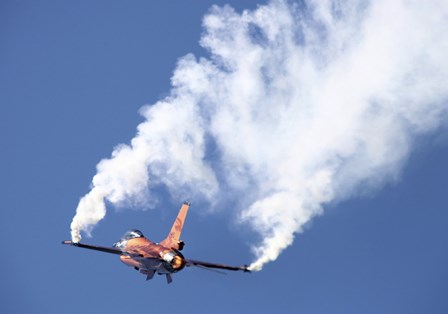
top-left (2, 1), bottom-right (448, 313)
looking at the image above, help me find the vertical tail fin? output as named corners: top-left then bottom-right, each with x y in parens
top-left (160, 202), bottom-right (190, 250)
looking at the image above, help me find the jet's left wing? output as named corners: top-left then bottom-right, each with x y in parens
top-left (62, 240), bottom-right (123, 255)
top-left (186, 259), bottom-right (251, 272)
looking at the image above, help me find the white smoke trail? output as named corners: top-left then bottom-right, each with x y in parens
top-left (70, 0), bottom-right (448, 271)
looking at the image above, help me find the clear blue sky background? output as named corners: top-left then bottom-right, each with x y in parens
top-left (2, 1), bottom-right (447, 313)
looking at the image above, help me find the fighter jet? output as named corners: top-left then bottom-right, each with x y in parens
top-left (62, 202), bottom-right (250, 284)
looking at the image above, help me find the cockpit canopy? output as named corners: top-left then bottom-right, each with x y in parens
top-left (113, 230), bottom-right (144, 249)
top-left (121, 229), bottom-right (144, 240)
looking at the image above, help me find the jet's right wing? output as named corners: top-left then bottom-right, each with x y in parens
top-left (186, 259), bottom-right (251, 272)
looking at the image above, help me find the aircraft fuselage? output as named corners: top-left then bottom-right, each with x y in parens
top-left (117, 237), bottom-right (186, 275)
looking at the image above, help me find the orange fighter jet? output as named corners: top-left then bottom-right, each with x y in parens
top-left (62, 202), bottom-right (250, 283)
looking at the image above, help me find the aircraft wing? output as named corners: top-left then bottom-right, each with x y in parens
top-left (62, 240), bottom-right (123, 255)
top-left (186, 259), bottom-right (250, 272)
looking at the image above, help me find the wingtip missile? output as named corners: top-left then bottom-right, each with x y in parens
top-left (62, 240), bottom-right (81, 247)
top-left (242, 265), bottom-right (251, 273)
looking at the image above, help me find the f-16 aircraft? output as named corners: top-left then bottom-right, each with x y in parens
top-left (62, 202), bottom-right (250, 284)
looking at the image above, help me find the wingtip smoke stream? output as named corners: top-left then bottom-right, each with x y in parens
top-left (71, 0), bottom-right (448, 270)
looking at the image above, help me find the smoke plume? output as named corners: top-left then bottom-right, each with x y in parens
top-left (70, 0), bottom-right (448, 270)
